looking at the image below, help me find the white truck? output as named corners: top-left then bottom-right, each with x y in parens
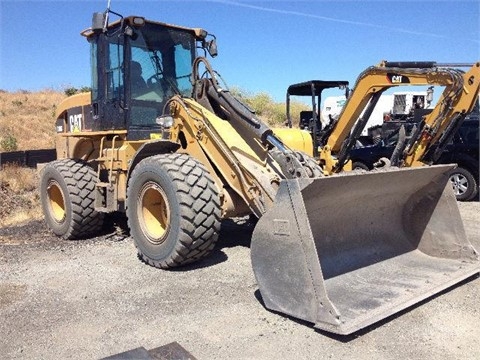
top-left (322, 90), bottom-right (433, 135)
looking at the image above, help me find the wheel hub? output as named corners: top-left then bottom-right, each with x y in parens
top-left (138, 182), bottom-right (170, 244)
top-left (47, 180), bottom-right (66, 223)
top-left (450, 173), bottom-right (468, 196)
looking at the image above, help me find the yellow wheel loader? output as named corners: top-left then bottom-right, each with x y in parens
top-left (40, 10), bottom-right (479, 335)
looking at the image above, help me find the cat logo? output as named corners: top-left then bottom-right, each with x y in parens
top-left (69, 114), bottom-right (83, 132)
top-left (391, 75), bottom-right (403, 83)
top-left (387, 73), bottom-right (410, 84)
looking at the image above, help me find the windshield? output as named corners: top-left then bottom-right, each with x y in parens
top-left (126, 23), bottom-right (197, 127)
top-left (130, 23), bottom-right (196, 99)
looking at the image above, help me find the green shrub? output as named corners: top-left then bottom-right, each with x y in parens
top-left (51, 104), bottom-right (57, 118)
top-left (1, 134), bottom-right (18, 151)
top-left (64, 86), bottom-right (91, 96)
top-left (64, 87), bottom-right (78, 96)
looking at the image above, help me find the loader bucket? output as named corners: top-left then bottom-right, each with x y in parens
top-left (251, 164), bottom-right (479, 335)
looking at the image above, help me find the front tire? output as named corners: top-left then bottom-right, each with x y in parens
top-left (40, 159), bottom-right (104, 239)
top-left (293, 151), bottom-right (324, 178)
top-left (126, 153), bottom-right (221, 269)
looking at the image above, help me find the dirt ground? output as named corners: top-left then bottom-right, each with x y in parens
top-left (0, 201), bottom-right (479, 360)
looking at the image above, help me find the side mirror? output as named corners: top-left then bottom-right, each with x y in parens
top-left (207, 39), bottom-right (218, 58)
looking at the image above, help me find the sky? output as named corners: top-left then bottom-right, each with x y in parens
top-left (0, 0), bottom-right (479, 101)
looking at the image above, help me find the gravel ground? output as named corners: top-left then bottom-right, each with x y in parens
top-left (0, 202), bottom-right (479, 360)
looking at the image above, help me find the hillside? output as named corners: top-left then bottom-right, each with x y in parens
top-left (0, 90), bottom-right (66, 151)
top-left (0, 90), bottom-right (65, 226)
top-left (0, 89), bottom-right (306, 152)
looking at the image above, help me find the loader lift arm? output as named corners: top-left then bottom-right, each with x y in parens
top-left (189, 57), bottom-right (322, 180)
top-left (320, 61), bottom-right (480, 174)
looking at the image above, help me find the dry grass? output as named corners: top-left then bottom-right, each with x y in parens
top-left (0, 163), bottom-right (37, 192)
top-left (0, 90), bottom-right (64, 226)
top-left (0, 90), bottom-right (65, 151)
top-left (0, 164), bottom-right (42, 227)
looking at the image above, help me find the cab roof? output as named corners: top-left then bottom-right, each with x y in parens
top-left (287, 80), bottom-right (349, 97)
top-left (81, 15), bottom-right (208, 40)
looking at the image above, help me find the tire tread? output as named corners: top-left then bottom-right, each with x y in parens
top-left (41, 159), bottom-right (104, 239)
top-left (127, 153), bottom-right (221, 269)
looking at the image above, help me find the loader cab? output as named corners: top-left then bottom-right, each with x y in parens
top-left (84, 15), bottom-right (214, 140)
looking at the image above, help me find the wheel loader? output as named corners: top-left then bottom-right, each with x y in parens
top-left (40, 10), bottom-right (480, 335)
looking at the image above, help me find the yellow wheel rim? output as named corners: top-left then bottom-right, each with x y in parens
top-left (47, 180), bottom-right (66, 223)
top-left (138, 182), bottom-right (170, 244)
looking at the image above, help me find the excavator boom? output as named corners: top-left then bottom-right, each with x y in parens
top-left (402, 62), bottom-right (480, 166)
top-left (320, 61), bottom-right (480, 174)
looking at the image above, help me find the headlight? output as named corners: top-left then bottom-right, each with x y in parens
top-left (156, 115), bottom-right (174, 129)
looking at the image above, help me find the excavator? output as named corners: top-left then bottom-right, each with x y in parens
top-left (39, 9), bottom-right (480, 335)
top-left (285, 62), bottom-right (480, 175)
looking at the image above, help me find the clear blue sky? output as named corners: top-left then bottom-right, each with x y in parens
top-left (1, 0), bottom-right (479, 101)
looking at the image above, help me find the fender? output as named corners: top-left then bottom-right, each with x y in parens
top-left (438, 152), bottom-right (479, 178)
top-left (126, 139), bottom-right (181, 183)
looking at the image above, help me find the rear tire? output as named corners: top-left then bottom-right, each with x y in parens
top-left (126, 153), bottom-right (221, 269)
top-left (449, 166), bottom-right (477, 201)
top-left (40, 159), bottom-right (104, 239)
top-left (352, 161), bottom-right (370, 171)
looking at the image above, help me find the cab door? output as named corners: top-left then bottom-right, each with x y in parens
top-left (90, 32), bottom-right (127, 131)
